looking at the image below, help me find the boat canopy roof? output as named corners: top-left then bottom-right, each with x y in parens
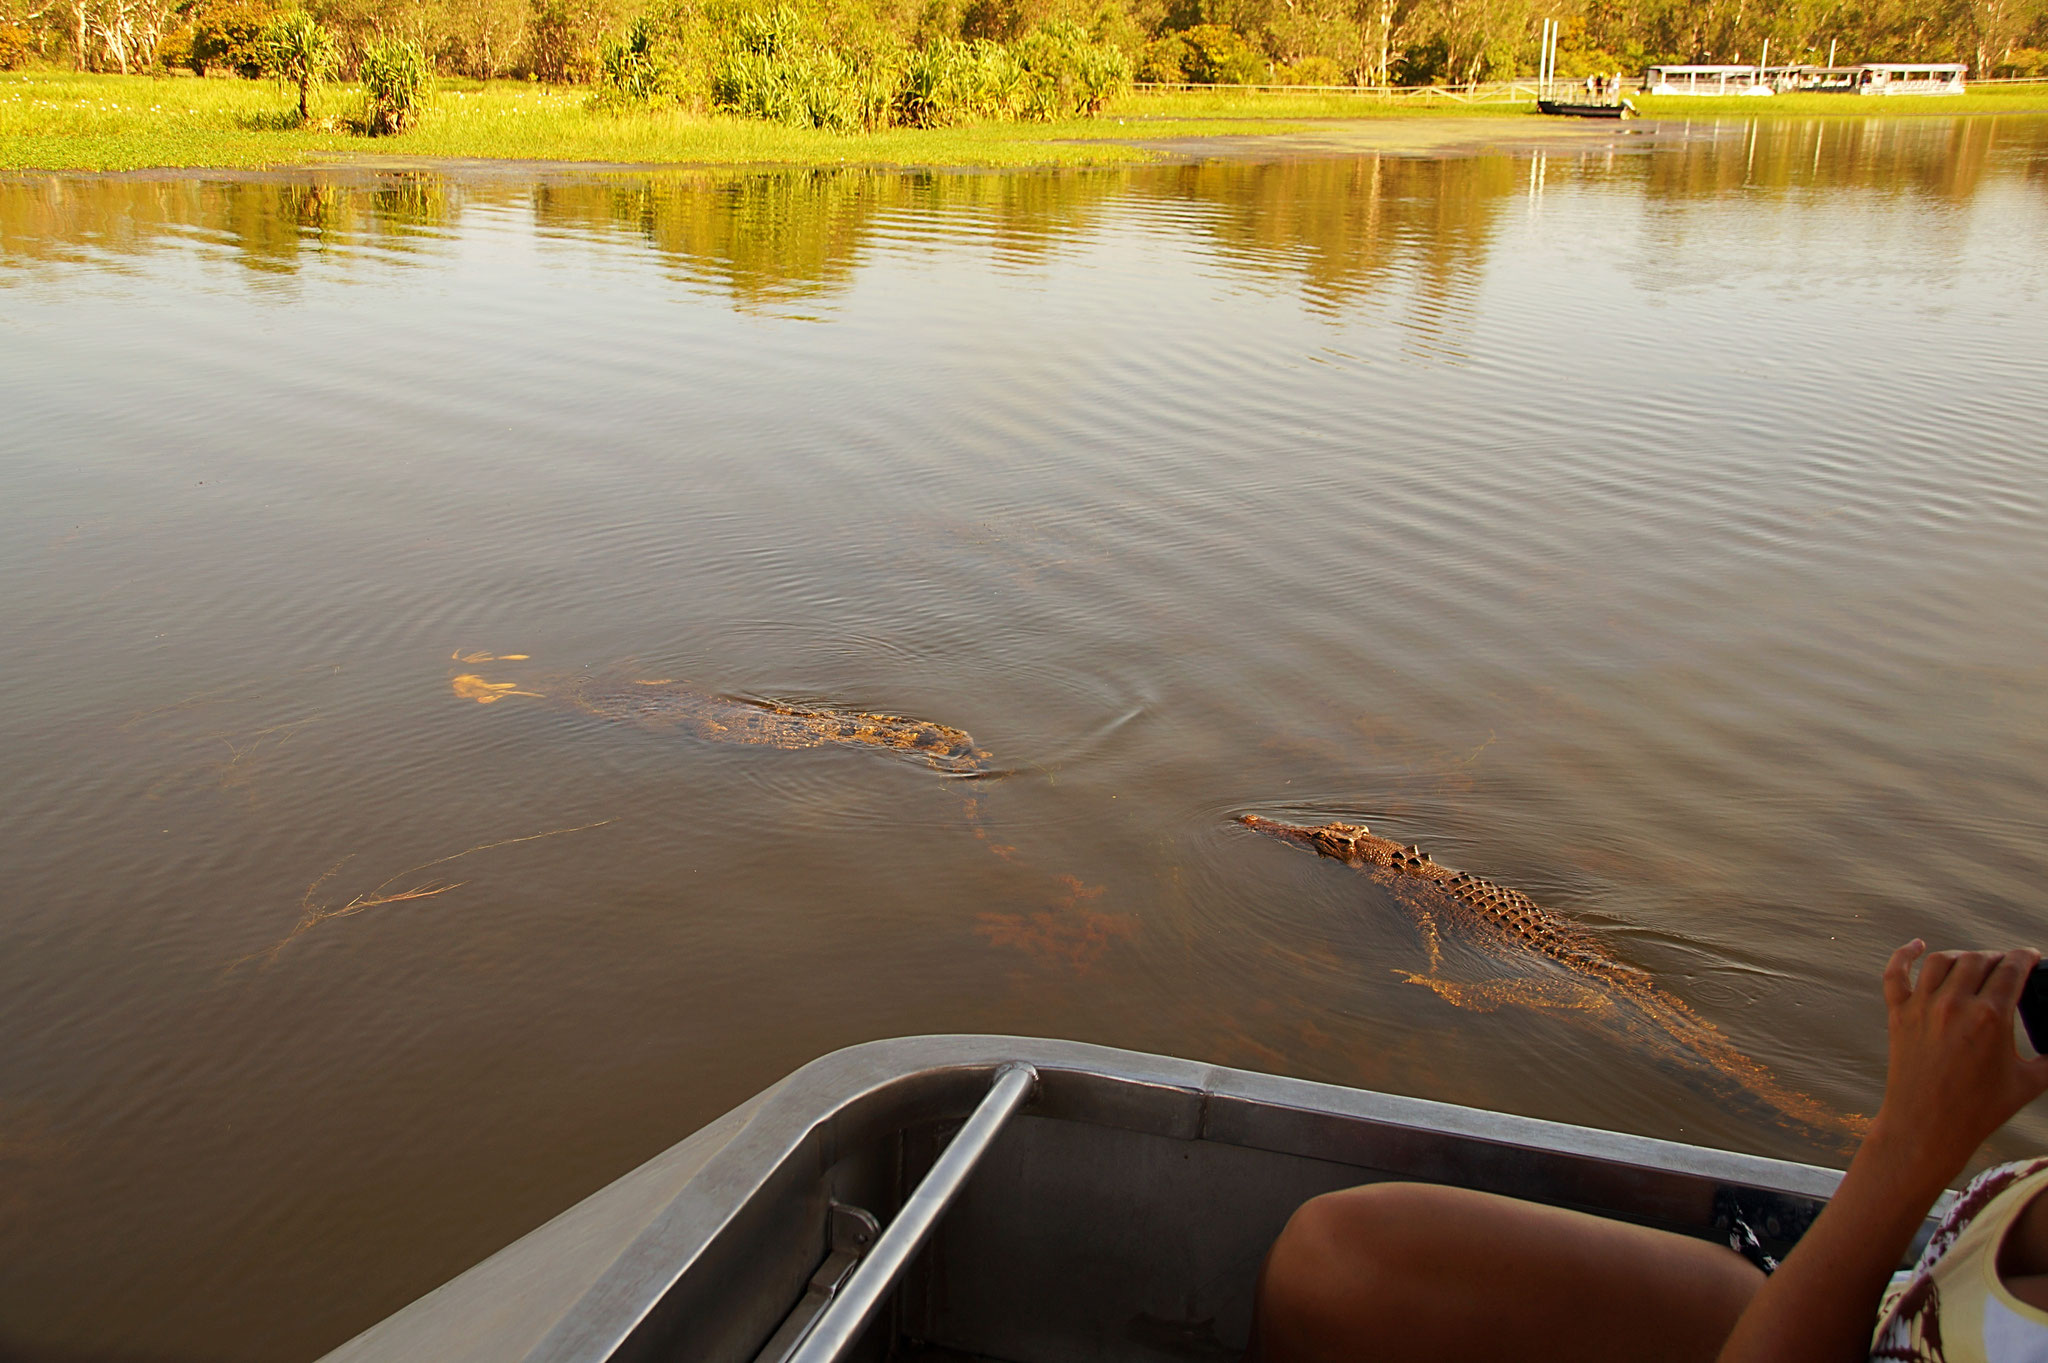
top-left (1644, 61), bottom-right (1965, 75)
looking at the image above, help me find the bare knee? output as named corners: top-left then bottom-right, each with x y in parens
top-left (1256, 1184), bottom-right (1449, 1361)
top-left (1272, 1182), bottom-right (1459, 1266)
top-left (1256, 1181), bottom-right (1763, 1363)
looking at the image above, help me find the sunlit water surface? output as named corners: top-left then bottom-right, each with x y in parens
top-left (4, 114), bottom-right (2048, 1361)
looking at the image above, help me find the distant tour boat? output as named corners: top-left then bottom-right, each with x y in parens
top-left (318, 1035), bottom-right (1948, 1363)
top-left (1849, 63), bottom-right (1968, 94)
top-left (1645, 61), bottom-right (1967, 96)
top-left (1645, 64), bottom-right (1777, 96)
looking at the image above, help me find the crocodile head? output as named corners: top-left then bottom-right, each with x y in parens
top-left (1238, 815), bottom-right (1405, 868)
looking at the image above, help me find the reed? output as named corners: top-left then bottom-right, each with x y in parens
top-left (593, 16), bottom-right (676, 107)
top-left (896, 37), bottom-right (1026, 128)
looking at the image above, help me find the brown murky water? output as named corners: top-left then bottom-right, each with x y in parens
top-left (3, 115), bottom-right (2048, 1361)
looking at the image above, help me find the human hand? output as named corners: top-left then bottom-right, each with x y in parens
top-left (1870, 941), bottom-right (2048, 1187)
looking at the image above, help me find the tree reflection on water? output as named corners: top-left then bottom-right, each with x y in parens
top-left (5, 116), bottom-right (2033, 311)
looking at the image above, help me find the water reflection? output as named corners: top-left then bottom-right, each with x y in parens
top-left (4, 118), bottom-right (2041, 311)
top-left (1642, 116), bottom-right (2015, 199)
top-left (0, 173), bottom-right (456, 278)
top-left (531, 168), bottom-right (1130, 308)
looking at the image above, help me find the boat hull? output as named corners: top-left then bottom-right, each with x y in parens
top-left (1538, 98), bottom-right (1633, 118)
top-left (321, 1035), bottom-right (1924, 1363)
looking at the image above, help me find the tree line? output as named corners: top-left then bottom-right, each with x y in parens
top-left (2, 0), bottom-right (2041, 96)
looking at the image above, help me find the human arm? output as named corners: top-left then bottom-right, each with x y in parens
top-left (1713, 942), bottom-right (2048, 1363)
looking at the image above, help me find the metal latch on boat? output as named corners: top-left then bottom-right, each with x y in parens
top-left (749, 1203), bottom-right (881, 1363)
top-left (756, 1062), bottom-right (1039, 1363)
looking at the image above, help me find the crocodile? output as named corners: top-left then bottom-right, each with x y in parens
top-left (452, 669), bottom-right (991, 774)
top-left (1238, 814), bottom-right (1853, 1139)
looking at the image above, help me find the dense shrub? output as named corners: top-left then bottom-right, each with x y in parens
top-left (1014, 18), bottom-right (1130, 114)
top-left (896, 35), bottom-right (1025, 124)
top-left (720, 43), bottom-right (898, 129)
top-left (156, 23), bottom-right (196, 71)
top-left (0, 17), bottom-right (34, 68)
top-left (1275, 53), bottom-right (1344, 83)
top-left (1997, 46), bottom-right (2048, 75)
top-left (1173, 22), bottom-right (1264, 84)
top-left (529, 0), bottom-right (604, 81)
top-left (358, 36), bottom-right (430, 132)
top-left (595, 12), bottom-right (671, 100)
top-left (1136, 30), bottom-right (1189, 79)
top-left (190, 0), bottom-right (279, 76)
top-left (709, 6), bottom-right (902, 130)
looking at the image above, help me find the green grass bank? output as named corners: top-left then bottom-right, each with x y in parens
top-left (4, 70), bottom-right (2046, 174)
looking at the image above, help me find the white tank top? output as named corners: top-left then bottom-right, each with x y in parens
top-left (1874, 1158), bottom-right (2048, 1362)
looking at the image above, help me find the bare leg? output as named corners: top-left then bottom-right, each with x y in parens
top-left (1253, 1182), bottom-right (1764, 1363)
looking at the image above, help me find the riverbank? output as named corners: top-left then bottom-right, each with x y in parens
top-left (4, 71), bottom-right (2046, 173)
top-left (0, 74), bottom-right (1174, 172)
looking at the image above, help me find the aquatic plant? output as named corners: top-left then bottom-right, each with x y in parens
top-left (258, 11), bottom-right (336, 123)
top-left (236, 820), bottom-right (611, 967)
top-left (358, 36), bottom-right (430, 133)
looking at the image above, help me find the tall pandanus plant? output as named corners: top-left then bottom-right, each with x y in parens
top-left (259, 10), bottom-right (338, 123)
top-left (359, 37), bottom-right (433, 134)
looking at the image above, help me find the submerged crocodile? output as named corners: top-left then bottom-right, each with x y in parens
top-left (1238, 814), bottom-right (1852, 1138)
top-left (452, 667), bottom-right (991, 774)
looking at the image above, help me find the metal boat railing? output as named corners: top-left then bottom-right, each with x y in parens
top-left (321, 1036), bottom-right (1921, 1363)
top-left (775, 1063), bottom-right (1037, 1363)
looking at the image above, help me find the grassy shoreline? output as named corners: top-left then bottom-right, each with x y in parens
top-left (4, 70), bottom-right (2046, 174)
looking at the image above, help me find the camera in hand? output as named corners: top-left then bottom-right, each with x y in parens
top-left (2022, 964), bottom-right (2048, 1055)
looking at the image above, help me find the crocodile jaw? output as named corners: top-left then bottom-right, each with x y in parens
top-left (1239, 814), bottom-right (1382, 867)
